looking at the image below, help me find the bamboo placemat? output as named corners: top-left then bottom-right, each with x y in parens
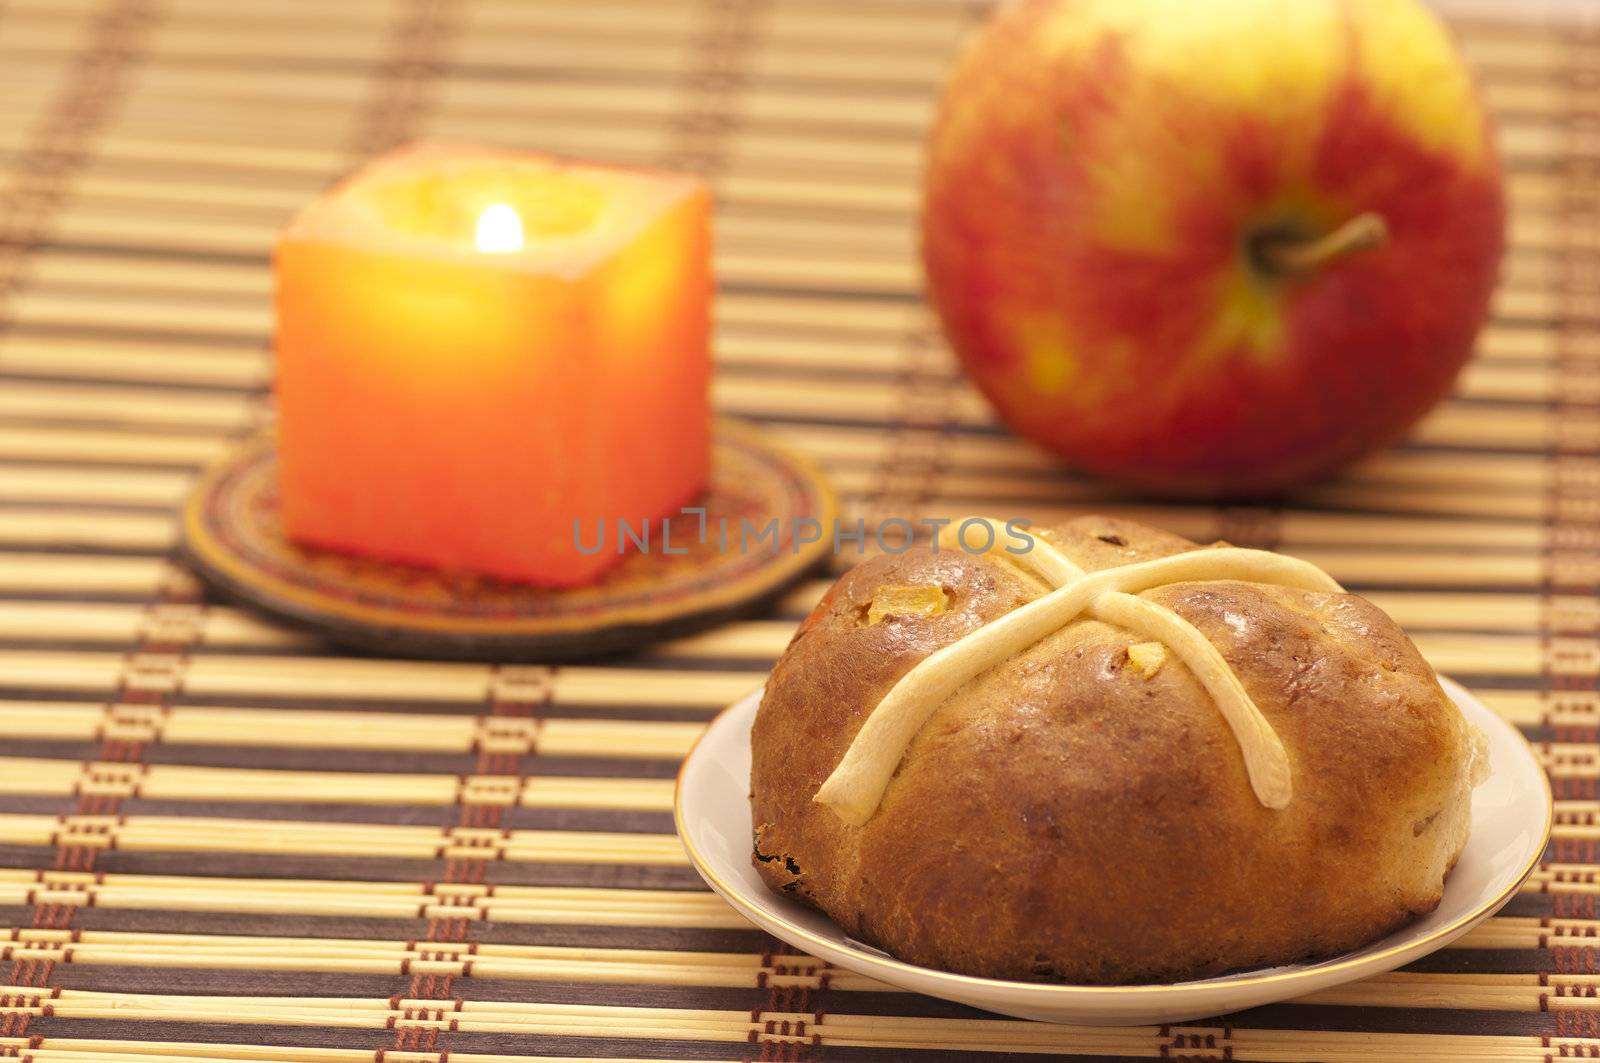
top-left (0, 0), bottom-right (1594, 1060)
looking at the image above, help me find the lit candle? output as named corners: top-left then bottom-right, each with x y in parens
top-left (274, 144), bottom-right (711, 587)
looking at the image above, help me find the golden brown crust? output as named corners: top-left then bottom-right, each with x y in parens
top-left (749, 515), bottom-right (1476, 984)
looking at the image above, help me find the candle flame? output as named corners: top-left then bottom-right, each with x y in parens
top-left (475, 203), bottom-right (524, 253)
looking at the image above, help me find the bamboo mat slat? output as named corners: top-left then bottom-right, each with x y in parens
top-left (0, 0), bottom-right (1594, 1061)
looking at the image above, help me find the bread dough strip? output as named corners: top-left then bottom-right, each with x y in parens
top-left (814, 518), bottom-right (1343, 825)
top-left (1091, 590), bottom-right (1293, 811)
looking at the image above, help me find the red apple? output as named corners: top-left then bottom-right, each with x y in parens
top-left (922, 0), bottom-right (1505, 496)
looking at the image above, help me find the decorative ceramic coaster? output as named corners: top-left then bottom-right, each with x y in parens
top-left (180, 418), bottom-right (838, 661)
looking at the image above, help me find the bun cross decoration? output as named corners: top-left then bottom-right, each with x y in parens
top-left (814, 517), bottom-right (1346, 826)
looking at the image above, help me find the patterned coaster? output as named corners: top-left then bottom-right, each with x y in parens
top-left (180, 418), bottom-right (837, 660)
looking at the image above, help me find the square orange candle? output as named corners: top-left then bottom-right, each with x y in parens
top-left (274, 144), bottom-right (711, 587)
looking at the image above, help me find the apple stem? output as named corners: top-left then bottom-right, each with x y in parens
top-left (1255, 212), bottom-right (1388, 275)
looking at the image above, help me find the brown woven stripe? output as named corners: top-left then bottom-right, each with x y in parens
top-left (0, 2), bottom-right (162, 1035)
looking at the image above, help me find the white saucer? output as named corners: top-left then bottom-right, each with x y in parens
top-left (674, 676), bottom-right (1551, 1026)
